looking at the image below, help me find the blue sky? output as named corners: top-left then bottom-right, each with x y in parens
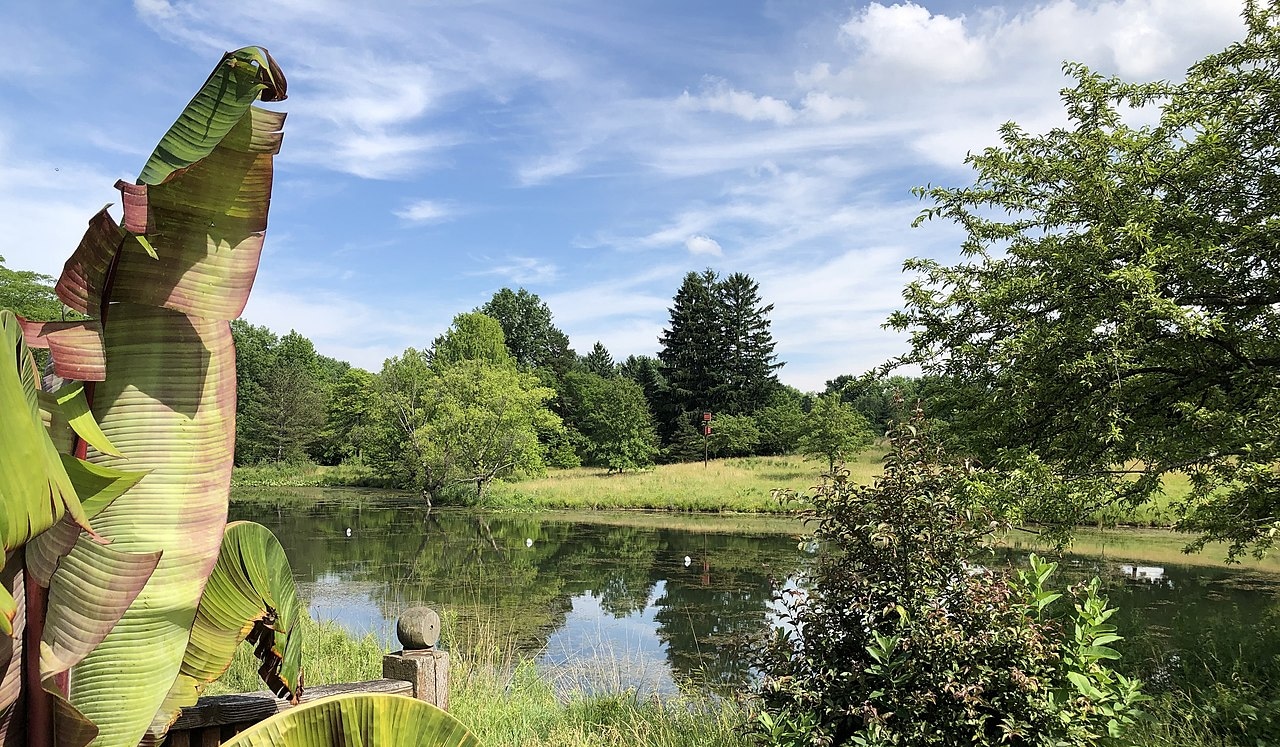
top-left (0, 0), bottom-right (1248, 390)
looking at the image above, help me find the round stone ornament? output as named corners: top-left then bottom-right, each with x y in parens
top-left (397, 606), bottom-right (441, 650)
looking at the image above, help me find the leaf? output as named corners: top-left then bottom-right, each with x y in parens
top-left (220, 693), bottom-right (482, 747)
top-left (55, 381), bottom-right (122, 458)
top-left (60, 304), bottom-right (238, 747)
top-left (1067, 671), bottom-right (1106, 700)
top-left (16, 319), bottom-right (107, 382)
top-left (137, 47), bottom-right (286, 187)
top-left (0, 311), bottom-right (94, 635)
top-left (148, 522), bottom-right (303, 740)
top-left (1081, 645), bottom-right (1122, 660)
top-left (55, 208), bottom-right (127, 317)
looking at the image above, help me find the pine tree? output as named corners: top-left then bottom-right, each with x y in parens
top-left (716, 272), bottom-right (782, 414)
top-left (583, 341), bottom-right (616, 377)
top-left (657, 269), bottom-right (722, 441)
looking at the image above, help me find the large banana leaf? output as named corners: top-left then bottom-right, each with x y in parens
top-left (0, 311), bottom-right (94, 636)
top-left (40, 47), bottom-right (291, 747)
top-left (149, 521), bottom-right (303, 738)
top-left (221, 694), bottom-right (483, 747)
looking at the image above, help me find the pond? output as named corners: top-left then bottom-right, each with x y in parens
top-left (231, 488), bottom-right (1280, 694)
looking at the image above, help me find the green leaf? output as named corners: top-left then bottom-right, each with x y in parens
top-left (56, 381), bottom-right (123, 458)
top-left (1067, 671), bottom-right (1107, 700)
top-left (221, 693), bottom-right (483, 747)
top-left (1081, 645), bottom-right (1122, 660)
top-left (137, 47), bottom-right (286, 187)
top-left (149, 522), bottom-right (304, 739)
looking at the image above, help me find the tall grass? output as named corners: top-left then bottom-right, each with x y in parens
top-left (231, 461), bottom-right (398, 489)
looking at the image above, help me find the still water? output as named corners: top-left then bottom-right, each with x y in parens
top-left (231, 488), bottom-right (1280, 694)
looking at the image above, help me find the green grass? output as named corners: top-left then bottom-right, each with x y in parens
top-left (231, 462), bottom-right (399, 489)
top-left (208, 615), bottom-right (746, 747)
top-left (485, 451), bottom-right (883, 513)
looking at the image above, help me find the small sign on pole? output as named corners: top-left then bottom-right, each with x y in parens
top-left (702, 412), bottom-right (713, 467)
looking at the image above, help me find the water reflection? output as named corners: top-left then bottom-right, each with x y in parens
top-left (232, 490), bottom-right (1280, 695)
top-left (232, 489), bottom-right (803, 692)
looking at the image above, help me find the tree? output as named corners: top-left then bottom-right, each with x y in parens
top-left (717, 272), bottom-right (782, 414)
top-left (658, 270), bottom-right (722, 436)
top-left (559, 371), bottom-right (658, 471)
top-left (798, 394), bottom-right (872, 472)
top-left (753, 387), bottom-right (807, 455)
top-left (619, 354), bottom-right (667, 407)
top-left (582, 341), bottom-right (616, 377)
top-left (317, 368), bottom-right (378, 464)
top-left (375, 347), bottom-right (560, 502)
top-left (708, 413), bottom-right (761, 458)
top-left (244, 331), bottom-right (327, 464)
top-left (478, 287), bottom-right (576, 373)
top-left (0, 255), bottom-right (65, 320)
top-left (430, 312), bottom-right (512, 369)
top-left (826, 374), bottom-right (922, 436)
top-left (890, 4), bottom-right (1280, 556)
top-left (657, 270), bottom-right (784, 448)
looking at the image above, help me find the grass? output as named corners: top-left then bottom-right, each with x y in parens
top-left (207, 615), bottom-right (746, 747)
top-left (484, 452), bottom-right (882, 513)
top-left (231, 461), bottom-right (399, 489)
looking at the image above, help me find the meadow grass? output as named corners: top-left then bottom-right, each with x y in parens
top-left (206, 615), bottom-right (747, 747)
top-left (231, 461), bottom-right (398, 489)
top-left (484, 451), bottom-right (883, 513)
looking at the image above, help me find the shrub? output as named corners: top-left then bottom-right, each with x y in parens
top-left (750, 410), bottom-right (1146, 746)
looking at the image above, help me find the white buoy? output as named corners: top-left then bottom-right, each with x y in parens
top-left (345, 528), bottom-right (352, 537)
top-left (683, 555), bottom-right (692, 567)
top-left (525, 538), bottom-right (534, 548)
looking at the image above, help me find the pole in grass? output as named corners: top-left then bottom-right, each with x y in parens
top-left (702, 411), bottom-right (712, 467)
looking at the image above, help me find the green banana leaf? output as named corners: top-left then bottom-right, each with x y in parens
top-left (0, 311), bottom-right (95, 636)
top-left (221, 694), bottom-right (483, 747)
top-left (149, 521), bottom-right (303, 738)
top-left (39, 46), bottom-right (292, 747)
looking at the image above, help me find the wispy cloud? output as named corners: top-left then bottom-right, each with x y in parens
top-left (684, 234), bottom-right (722, 257)
top-left (469, 256), bottom-right (559, 285)
top-left (396, 199), bottom-right (458, 224)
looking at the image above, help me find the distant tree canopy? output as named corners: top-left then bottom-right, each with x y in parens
top-left (657, 269), bottom-right (782, 451)
top-left (582, 341), bottom-right (616, 377)
top-left (0, 256), bottom-right (66, 321)
top-left (559, 371), bottom-right (658, 471)
top-left (798, 394), bottom-right (873, 472)
top-left (478, 288), bottom-right (576, 373)
top-left (891, 4), bottom-right (1280, 556)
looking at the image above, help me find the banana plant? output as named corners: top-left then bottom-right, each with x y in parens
top-left (0, 47), bottom-right (304, 747)
top-left (222, 693), bottom-right (482, 747)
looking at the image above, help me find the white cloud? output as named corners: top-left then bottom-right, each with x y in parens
top-left (842, 2), bottom-right (988, 82)
top-left (677, 80), bottom-right (798, 125)
top-left (469, 256), bottom-right (559, 285)
top-left (396, 199), bottom-right (456, 224)
top-left (684, 234), bottom-right (722, 256)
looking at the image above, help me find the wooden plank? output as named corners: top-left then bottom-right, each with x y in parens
top-left (160, 679), bottom-right (413, 733)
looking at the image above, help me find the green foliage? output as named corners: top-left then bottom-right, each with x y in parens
top-left (708, 414), bottom-right (760, 458)
top-left (657, 270), bottom-right (782, 448)
top-left (796, 393), bottom-right (872, 471)
top-left (890, 4), bottom-right (1280, 558)
top-left (0, 255), bottom-right (67, 321)
top-left (374, 349), bottom-right (561, 502)
top-left (559, 371), bottom-right (658, 472)
top-left (478, 288), bottom-right (576, 373)
top-left (315, 368), bottom-right (378, 465)
top-left (431, 312), bottom-right (512, 369)
top-left (582, 341), bottom-right (616, 377)
top-left (826, 374), bottom-right (922, 436)
top-left (235, 326), bottom-right (329, 464)
top-left (751, 416), bottom-right (1146, 747)
top-left (752, 388), bottom-right (806, 456)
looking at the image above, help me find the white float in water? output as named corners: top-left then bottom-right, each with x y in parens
top-left (526, 538), bottom-right (534, 548)
top-left (683, 555), bottom-right (692, 567)
top-left (345, 528), bottom-right (352, 537)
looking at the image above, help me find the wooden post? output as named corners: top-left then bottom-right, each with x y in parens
top-left (382, 607), bottom-right (449, 711)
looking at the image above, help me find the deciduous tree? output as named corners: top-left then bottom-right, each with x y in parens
top-left (478, 287), bottom-right (576, 373)
top-left (798, 394), bottom-right (872, 472)
top-left (891, 4), bottom-right (1280, 555)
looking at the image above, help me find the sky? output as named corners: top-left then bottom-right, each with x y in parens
top-left (0, 0), bottom-right (1250, 391)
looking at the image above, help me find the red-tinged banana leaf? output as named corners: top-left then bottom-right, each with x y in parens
top-left (220, 694), bottom-right (484, 747)
top-left (17, 320), bottom-right (106, 382)
top-left (0, 558), bottom-right (25, 745)
top-left (0, 311), bottom-right (95, 636)
top-left (41, 46), bottom-right (288, 747)
top-left (146, 522), bottom-right (303, 742)
top-left (58, 304), bottom-right (236, 747)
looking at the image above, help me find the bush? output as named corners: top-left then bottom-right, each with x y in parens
top-left (749, 411), bottom-right (1146, 747)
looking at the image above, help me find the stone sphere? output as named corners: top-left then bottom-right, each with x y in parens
top-left (397, 606), bottom-right (441, 650)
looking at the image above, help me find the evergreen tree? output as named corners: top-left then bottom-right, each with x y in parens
top-left (716, 272), bottom-right (782, 414)
top-left (619, 354), bottom-right (667, 417)
top-left (657, 269), bottom-right (722, 440)
top-left (582, 341), bottom-right (616, 377)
